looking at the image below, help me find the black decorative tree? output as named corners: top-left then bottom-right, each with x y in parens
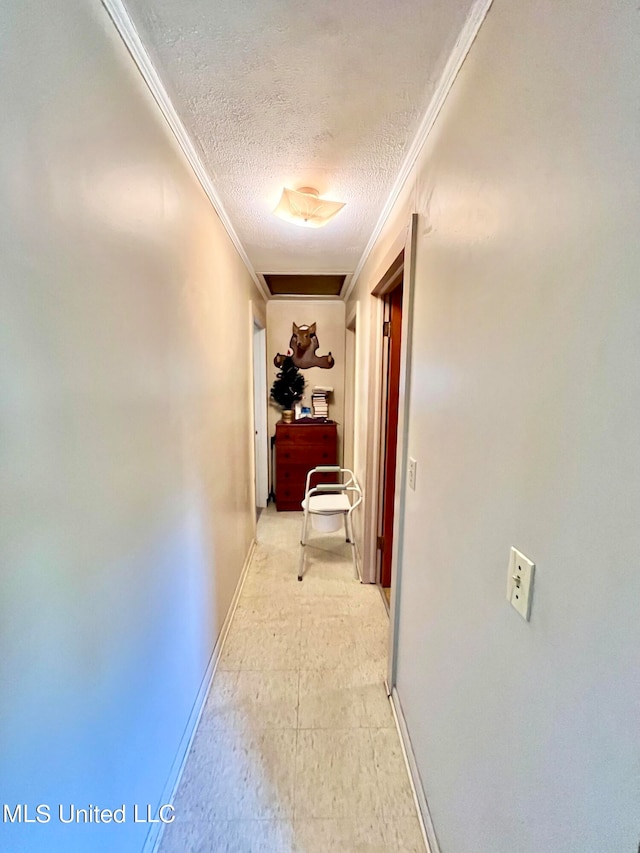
top-left (270, 356), bottom-right (305, 419)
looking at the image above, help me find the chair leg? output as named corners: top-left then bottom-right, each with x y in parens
top-left (344, 513), bottom-right (350, 543)
top-left (298, 512), bottom-right (310, 581)
top-left (300, 510), bottom-right (310, 546)
top-left (346, 514), bottom-right (358, 580)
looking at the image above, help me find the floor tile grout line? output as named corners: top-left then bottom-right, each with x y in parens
top-left (292, 707), bottom-right (300, 826)
top-left (368, 724), bottom-right (387, 826)
top-left (292, 623), bottom-right (302, 827)
top-left (162, 506), bottom-right (426, 852)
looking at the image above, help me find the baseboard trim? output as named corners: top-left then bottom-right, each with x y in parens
top-left (389, 687), bottom-right (441, 853)
top-left (142, 538), bottom-right (256, 853)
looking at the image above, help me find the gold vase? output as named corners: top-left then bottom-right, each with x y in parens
top-left (282, 409), bottom-right (294, 423)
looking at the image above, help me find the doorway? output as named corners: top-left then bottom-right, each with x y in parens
top-left (374, 254), bottom-right (404, 606)
top-left (343, 316), bottom-right (357, 475)
top-left (252, 320), bottom-right (268, 516)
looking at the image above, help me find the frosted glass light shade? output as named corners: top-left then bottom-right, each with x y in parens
top-left (273, 186), bottom-right (345, 228)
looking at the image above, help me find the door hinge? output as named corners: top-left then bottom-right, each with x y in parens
top-left (377, 535), bottom-right (384, 551)
top-left (382, 320), bottom-right (391, 338)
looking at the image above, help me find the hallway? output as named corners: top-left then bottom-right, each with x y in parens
top-left (4, 1), bottom-right (640, 850)
top-left (158, 507), bottom-right (425, 853)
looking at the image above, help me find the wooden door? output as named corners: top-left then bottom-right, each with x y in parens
top-left (378, 282), bottom-right (403, 589)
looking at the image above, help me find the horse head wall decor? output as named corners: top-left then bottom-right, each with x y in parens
top-left (274, 323), bottom-right (335, 370)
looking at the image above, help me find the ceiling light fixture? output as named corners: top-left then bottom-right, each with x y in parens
top-left (273, 186), bottom-right (345, 228)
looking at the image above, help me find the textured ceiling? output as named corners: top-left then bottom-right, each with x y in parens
top-left (123, 0), bottom-right (475, 278)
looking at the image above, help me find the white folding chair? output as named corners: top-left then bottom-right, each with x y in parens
top-left (298, 466), bottom-right (363, 581)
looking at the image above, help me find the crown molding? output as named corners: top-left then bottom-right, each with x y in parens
top-left (256, 273), bottom-right (269, 295)
top-left (340, 273), bottom-right (354, 298)
top-left (342, 0), bottom-right (493, 302)
top-left (100, 0), bottom-right (270, 302)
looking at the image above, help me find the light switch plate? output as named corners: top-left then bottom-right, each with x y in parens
top-left (507, 547), bottom-right (535, 621)
top-left (408, 457), bottom-right (417, 490)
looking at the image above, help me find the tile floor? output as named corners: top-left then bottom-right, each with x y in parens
top-left (159, 506), bottom-right (425, 853)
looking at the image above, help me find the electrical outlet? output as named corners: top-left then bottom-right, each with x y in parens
top-left (408, 457), bottom-right (417, 490)
top-left (507, 547), bottom-right (535, 621)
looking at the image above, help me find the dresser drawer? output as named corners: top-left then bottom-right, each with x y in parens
top-left (277, 446), bottom-right (335, 465)
top-left (274, 421), bottom-right (338, 511)
top-left (276, 426), bottom-right (336, 446)
top-left (276, 465), bottom-right (337, 488)
top-left (276, 463), bottom-right (311, 485)
top-left (274, 483), bottom-right (303, 509)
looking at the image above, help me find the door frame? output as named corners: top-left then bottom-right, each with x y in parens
top-left (385, 214), bottom-right (417, 692)
top-left (343, 305), bottom-right (358, 475)
top-left (251, 306), bottom-right (269, 519)
top-left (360, 215), bottom-right (418, 692)
top-left (376, 281), bottom-right (404, 593)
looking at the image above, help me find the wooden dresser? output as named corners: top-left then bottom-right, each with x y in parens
top-left (275, 420), bottom-right (338, 511)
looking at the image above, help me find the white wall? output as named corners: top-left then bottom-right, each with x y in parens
top-left (343, 325), bottom-right (356, 474)
top-left (0, 2), bottom-right (263, 851)
top-left (266, 300), bottom-right (346, 459)
top-left (348, 1), bottom-right (640, 850)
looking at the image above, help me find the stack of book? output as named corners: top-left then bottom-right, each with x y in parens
top-left (311, 386), bottom-right (332, 419)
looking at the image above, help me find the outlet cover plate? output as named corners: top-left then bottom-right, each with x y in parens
top-left (507, 547), bottom-right (535, 621)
